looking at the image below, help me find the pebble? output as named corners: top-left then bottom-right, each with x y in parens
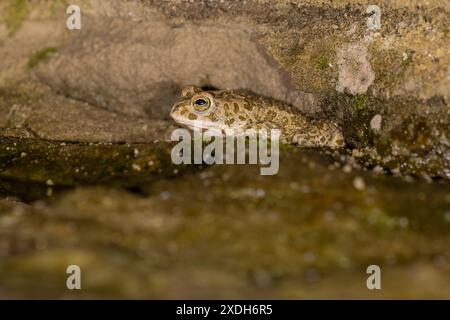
top-left (370, 114), bottom-right (382, 131)
top-left (255, 189), bottom-right (265, 198)
top-left (343, 164), bottom-right (352, 173)
top-left (353, 176), bottom-right (366, 191)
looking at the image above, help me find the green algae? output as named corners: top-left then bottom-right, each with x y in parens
top-left (27, 47), bottom-right (58, 69)
top-left (0, 127), bottom-right (448, 299)
top-left (3, 0), bottom-right (29, 36)
top-left (0, 137), bottom-right (195, 200)
top-left (353, 94), bottom-right (369, 111)
top-left (0, 147), bottom-right (449, 299)
top-left (313, 52), bottom-right (330, 71)
top-left (49, 0), bottom-right (68, 17)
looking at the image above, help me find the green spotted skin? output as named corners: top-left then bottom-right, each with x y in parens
top-left (170, 85), bottom-right (344, 148)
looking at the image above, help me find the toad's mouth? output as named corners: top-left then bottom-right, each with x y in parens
top-left (172, 119), bottom-right (224, 132)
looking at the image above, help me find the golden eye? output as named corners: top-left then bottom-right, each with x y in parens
top-left (193, 98), bottom-right (210, 111)
top-left (191, 94), bottom-right (215, 115)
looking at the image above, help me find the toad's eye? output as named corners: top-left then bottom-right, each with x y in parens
top-left (195, 98), bottom-right (208, 106)
top-left (191, 95), bottom-right (215, 114)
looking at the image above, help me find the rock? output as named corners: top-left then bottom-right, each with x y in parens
top-left (0, 82), bottom-right (176, 143)
top-left (0, 0), bottom-right (448, 177)
top-left (336, 43), bottom-right (375, 95)
top-left (1, 0), bottom-right (447, 177)
top-left (370, 114), bottom-right (382, 131)
top-left (1, 150), bottom-right (450, 298)
top-left (352, 176), bottom-right (366, 191)
top-left (0, 0), bottom-right (449, 298)
top-left (34, 13), bottom-right (318, 118)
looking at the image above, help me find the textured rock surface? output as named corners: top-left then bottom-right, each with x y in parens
top-left (0, 0), bottom-right (449, 299)
top-left (336, 43), bottom-right (375, 95)
top-left (1, 147), bottom-right (450, 299)
top-left (1, 0), bottom-right (448, 177)
top-left (33, 12), bottom-right (318, 117)
top-left (0, 81), bottom-right (176, 143)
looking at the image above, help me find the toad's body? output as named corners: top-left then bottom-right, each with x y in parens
top-left (170, 86), bottom-right (344, 148)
